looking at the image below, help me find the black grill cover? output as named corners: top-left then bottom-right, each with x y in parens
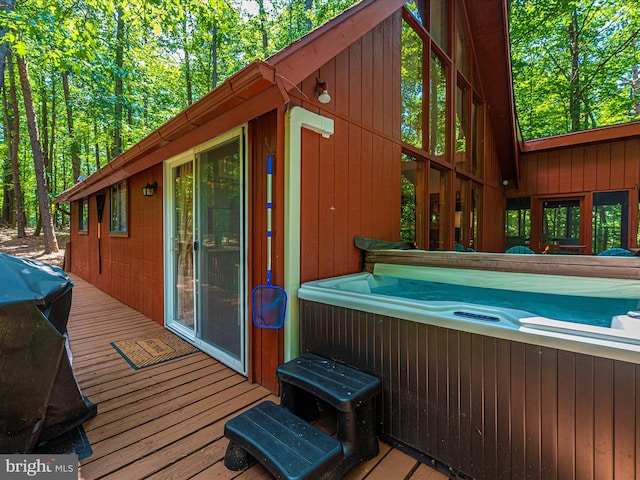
top-left (0, 254), bottom-right (96, 453)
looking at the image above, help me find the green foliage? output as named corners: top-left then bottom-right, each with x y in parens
top-left (510, 0), bottom-right (640, 140)
top-left (0, 0), bottom-right (358, 227)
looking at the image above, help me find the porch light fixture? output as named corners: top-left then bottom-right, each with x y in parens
top-left (142, 181), bottom-right (157, 197)
top-left (315, 77), bottom-right (331, 104)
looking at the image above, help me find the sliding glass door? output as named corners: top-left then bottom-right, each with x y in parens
top-left (165, 128), bottom-right (246, 373)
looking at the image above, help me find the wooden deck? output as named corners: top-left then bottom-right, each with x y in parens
top-left (67, 274), bottom-right (447, 480)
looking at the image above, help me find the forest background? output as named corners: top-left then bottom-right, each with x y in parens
top-left (0, 0), bottom-right (639, 253)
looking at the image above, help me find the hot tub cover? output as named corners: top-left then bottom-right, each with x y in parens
top-left (0, 254), bottom-right (96, 454)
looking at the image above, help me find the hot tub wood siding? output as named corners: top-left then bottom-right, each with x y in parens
top-left (300, 300), bottom-right (640, 480)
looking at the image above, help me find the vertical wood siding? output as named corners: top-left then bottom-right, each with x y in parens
top-left (293, 14), bottom-right (404, 283)
top-left (300, 300), bottom-right (640, 480)
top-left (68, 163), bottom-right (165, 325)
top-left (514, 138), bottom-right (640, 197)
top-left (248, 111), bottom-right (282, 392)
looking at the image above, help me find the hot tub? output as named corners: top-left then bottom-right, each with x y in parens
top-left (297, 254), bottom-right (640, 479)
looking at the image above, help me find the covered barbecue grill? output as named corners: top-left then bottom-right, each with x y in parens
top-left (0, 254), bottom-right (96, 453)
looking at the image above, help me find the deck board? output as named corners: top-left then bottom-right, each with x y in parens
top-left (66, 274), bottom-right (448, 479)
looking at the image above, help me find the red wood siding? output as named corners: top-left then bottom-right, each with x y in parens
top-left (294, 14), bottom-right (404, 283)
top-left (509, 136), bottom-right (640, 252)
top-left (513, 137), bottom-right (640, 196)
top-left (68, 163), bottom-right (165, 325)
top-left (248, 111), bottom-right (283, 392)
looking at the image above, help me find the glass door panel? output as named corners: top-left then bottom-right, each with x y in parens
top-left (172, 162), bottom-right (195, 331)
top-left (197, 136), bottom-right (243, 362)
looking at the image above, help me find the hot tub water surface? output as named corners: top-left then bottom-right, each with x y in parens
top-left (371, 276), bottom-right (637, 328)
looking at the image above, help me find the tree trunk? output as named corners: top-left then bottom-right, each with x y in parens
top-left (16, 54), bottom-right (58, 253)
top-left (211, 24), bottom-right (218, 89)
top-left (258, 0), bottom-right (268, 54)
top-left (113, 5), bottom-right (124, 159)
top-left (306, 0), bottom-right (312, 30)
top-left (62, 70), bottom-right (81, 182)
top-left (2, 85), bottom-right (13, 225)
top-left (41, 75), bottom-right (49, 172)
top-left (568, 9), bottom-right (581, 131)
top-left (632, 64), bottom-right (640, 116)
top-left (94, 121), bottom-right (101, 170)
top-left (183, 14), bottom-right (193, 105)
top-left (6, 50), bottom-right (26, 237)
top-left (0, 0), bottom-right (17, 92)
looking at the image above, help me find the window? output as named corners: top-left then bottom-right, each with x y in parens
top-left (429, 52), bottom-right (447, 157)
top-left (110, 181), bottom-right (127, 233)
top-left (455, 82), bottom-right (470, 171)
top-left (78, 197), bottom-right (88, 232)
top-left (455, 176), bottom-right (469, 247)
top-left (472, 98), bottom-right (484, 177)
top-left (506, 197), bottom-right (531, 249)
top-left (428, 166), bottom-right (448, 250)
top-left (592, 191), bottom-right (628, 254)
top-left (405, 0), bottom-right (449, 52)
top-left (455, 1), bottom-right (470, 78)
top-left (542, 200), bottom-right (580, 244)
top-left (401, 19), bottom-right (424, 149)
top-left (401, 153), bottom-right (423, 244)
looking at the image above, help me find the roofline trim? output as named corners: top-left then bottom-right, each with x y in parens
top-left (521, 121), bottom-right (640, 153)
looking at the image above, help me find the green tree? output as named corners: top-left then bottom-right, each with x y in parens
top-left (510, 0), bottom-right (640, 140)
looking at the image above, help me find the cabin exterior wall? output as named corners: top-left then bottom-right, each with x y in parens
top-left (68, 163), bottom-right (165, 324)
top-left (507, 137), bottom-right (640, 252)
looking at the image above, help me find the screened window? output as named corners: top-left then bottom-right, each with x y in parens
top-left (110, 181), bottom-right (128, 233)
top-left (506, 197), bottom-right (531, 249)
top-left (592, 191), bottom-right (628, 254)
top-left (542, 200), bottom-right (580, 244)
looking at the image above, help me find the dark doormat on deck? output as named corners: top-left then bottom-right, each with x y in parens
top-left (111, 331), bottom-right (199, 370)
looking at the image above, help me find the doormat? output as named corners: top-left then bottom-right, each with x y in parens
top-left (111, 331), bottom-right (199, 370)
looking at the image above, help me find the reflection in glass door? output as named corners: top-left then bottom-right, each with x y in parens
top-left (165, 128), bottom-right (246, 374)
top-left (171, 162), bottom-right (195, 332)
top-left (197, 137), bottom-right (244, 364)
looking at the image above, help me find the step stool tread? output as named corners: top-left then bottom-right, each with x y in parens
top-left (224, 401), bottom-right (342, 480)
top-left (276, 353), bottom-right (380, 411)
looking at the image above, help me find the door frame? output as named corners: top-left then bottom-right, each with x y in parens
top-left (163, 126), bottom-right (248, 374)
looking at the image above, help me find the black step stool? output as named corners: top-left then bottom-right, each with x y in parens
top-left (224, 400), bottom-right (343, 480)
top-left (224, 353), bottom-right (381, 480)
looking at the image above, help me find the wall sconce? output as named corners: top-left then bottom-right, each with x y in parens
top-left (315, 77), bottom-right (331, 104)
top-left (142, 181), bottom-right (158, 197)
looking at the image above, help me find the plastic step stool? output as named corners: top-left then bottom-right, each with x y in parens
top-left (276, 353), bottom-right (381, 468)
top-left (224, 400), bottom-right (342, 480)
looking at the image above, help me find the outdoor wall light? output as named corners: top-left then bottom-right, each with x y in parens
top-left (316, 77), bottom-right (331, 104)
top-left (142, 181), bottom-right (158, 197)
